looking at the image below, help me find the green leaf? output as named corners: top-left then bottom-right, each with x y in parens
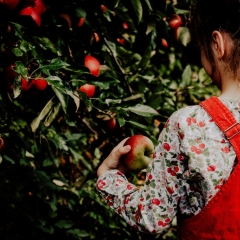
top-left (181, 65), bottom-right (192, 87)
top-left (31, 97), bottom-right (55, 132)
top-left (14, 61), bottom-right (28, 79)
top-left (124, 104), bottom-right (159, 117)
top-left (13, 75), bottom-right (22, 98)
top-left (130, 0), bottom-right (143, 23)
top-left (52, 87), bottom-right (69, 114)
top-left (42, 58), bottom-right (70, 70)
top-left (44, 103), bottom-right (61, 127)
top-left (55, 220), bottom-right (74, 229)
top-left (178, 27), bottom-right (191, 47)
top-left (67, 229), bottom-right (89, 238)
top-left (127, 120), bottom-right (154, 131)
top-left (75, 8), bottom-right (86, 18)
top-left (12, 47), bottom-right (23, 57)
top-left (143, 0), bottom-right (153, 11)
top-left (37, 37), bottom-right (58, 53)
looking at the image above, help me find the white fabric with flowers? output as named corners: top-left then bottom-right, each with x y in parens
top-left (96, 98), bottom-right (239, 234)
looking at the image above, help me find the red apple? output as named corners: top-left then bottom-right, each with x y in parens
top-left (100, 4), bottom-right (107, 13)
top-left (77, 17), bottom-right (85, 27)
top-left (122, 135), bottom-right (154, 172)
top-left (0, 137), bottom-right (5, 154)
top-left (168, 14), bottom-right (182, 29)
top-left (32, 78), bottom-right (48, 90)
top-left (0, 0), bottom-right (19, 10)
top-left (106, 118), bottom-right (117, 130)
top-left (18, 6), bottom-right (41, 26)
top-left (21, 77), bottom-right (32, 91)
top-left (161, 38), bottom-right (168, 48)
top-left (123, 22), bottom-right (128, 29)
top-left (117, 38), bottom-right (125, 45)
top-left (78, 84), bottom-right (95, 98)
top-left (84, 55), bottom-right (100, 77)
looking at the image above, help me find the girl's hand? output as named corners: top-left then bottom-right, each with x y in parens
top-left (97, 138), bottom-right (131, 177)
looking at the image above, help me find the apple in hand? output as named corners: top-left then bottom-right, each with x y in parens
top-left (121, 135), bottom-right (154, 172)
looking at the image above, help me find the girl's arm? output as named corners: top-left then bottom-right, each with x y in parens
top-left (96, 115), bottom-right (185, 234)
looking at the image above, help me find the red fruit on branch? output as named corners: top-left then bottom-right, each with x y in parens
top-left (100, 4), bottom-right (107, 13)
top-left (168, 14), bottom-right (182, 29)
top-left (161, 38), bottom-right (168, 48)
top-left (0, 137), bottom-right (5, 154)
top-left (78, 84), bottom-right (95, 98)
top-left (32, 78), bottom-right (48, 90)
top-left (77, 17), bottom-right (85, 27)
top-left (123, 22), bottom-right (128, 29)
top-left (117, 38), bottom-right (125, 44)
top-left (106, 118), bottom-right (117, 130)
top-left (19, 7), bottom-right (41, 26)
top-left (84, 56), bottom-right (100, 77)
top-left (0, 0), bottom-right (19, 10)
top-left (21, 78), bottom-right (32, 91)
top-left (122, 135), bottom-right (154, 172)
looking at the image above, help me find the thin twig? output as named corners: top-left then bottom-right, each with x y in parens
top-left (103, 37), bottom-right (133, 95)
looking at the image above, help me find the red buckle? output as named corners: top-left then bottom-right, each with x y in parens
top-left (224, 122), bottom-right (240, 140)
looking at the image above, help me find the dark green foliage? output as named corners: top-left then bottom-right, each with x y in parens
top-left (0, 0), bottom-right (219, 239)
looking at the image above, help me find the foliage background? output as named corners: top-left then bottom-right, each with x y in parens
top-left (0, 0), bottom-right (219, 239)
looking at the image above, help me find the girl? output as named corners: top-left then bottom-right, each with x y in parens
top-left (96, 0), bottom-right (240, 238)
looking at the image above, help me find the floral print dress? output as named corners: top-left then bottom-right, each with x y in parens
top-left (96, 98), bottom-right (239, 234)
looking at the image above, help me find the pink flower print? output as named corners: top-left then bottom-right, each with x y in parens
top-left (148, 174), bottom-right (153, 180)
top-left (165, 218), bottom-right (171, 223)
top-left (221, 146), bottom-right (230, 153)
top-left (209, 119), bottom-right (214, 122)
top-left (167, 168), bottom-right (177, 176)
top-left (178, 131), bottom-right (185, 139)
top-left (117, 171), bottom-right (124, 176)
top-left (166, 186), bottom-right (174, 194)
top-left (199, 143), bottom-right (205, 149)
top-left (198, 121), bottom-right (205, 127)
top-left (135, 209), bottom-right (140, 222)
top-left (207, 165), bottom-right (216, 172)
top-left (153, 152), bottom-right (156, 158)
top-left (127, 184), bottom-right (133, 190)
top-left (195, 149), bottom-right (202, 154)
top-left (97, 179), bottom-right (106, 189)
top-left (124, 194), bottom-right (130, 204)
top-left (174, 166), bottom-right (179, 172)
top-left (221, 139), bottom-right (225, 143)
top-left (190, 146), bottom-right (197, 152)
top-left (177, 154), bottom-right (184, 161)
top-left (138, 204), bottom-right (144, 211)
top-left (117, 207), bottom-right (122, 214)
top-left (163, 143), bottom-right (170, 151)
top-left (186, 117), bottom-right (191, 126)
top-left (158, 220), bottom-right (167, 227)
top-left (164, 119), bottom-right (170, 128)
top-left (107, 202), bottom-right (114, 206)
top-left (152, 198), bottom-right (161, 206)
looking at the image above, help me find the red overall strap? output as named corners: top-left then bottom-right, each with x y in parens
top-left (178, 96), bottom-right (240, 240)
top-left (200, 96), bottom-right (240, 159)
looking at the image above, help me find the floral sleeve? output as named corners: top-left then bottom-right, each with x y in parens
top-left (96, 112), bottom-right (186, 234)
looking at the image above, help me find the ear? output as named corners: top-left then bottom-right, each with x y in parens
top-left (211, 31), bottom-right (225, 59)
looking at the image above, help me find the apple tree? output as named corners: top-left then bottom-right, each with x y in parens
top-left (0, 0), bottom-right (219, 239)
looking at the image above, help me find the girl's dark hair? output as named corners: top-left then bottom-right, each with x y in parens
top-left (190, 0), bottom-right (240, 76)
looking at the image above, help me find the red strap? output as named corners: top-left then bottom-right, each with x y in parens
top-left (200, 96), bottom-right (240, 160)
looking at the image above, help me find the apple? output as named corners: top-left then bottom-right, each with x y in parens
top-left (32, 78), bottom-right (48, 90)
top-left (0, 0), bottom-right (19, 10)
top-left (117, 38), bottom-right (125, 45)
top-left (84, 55), bottom-right (100, 76)
top-left (18, 7), bottom-right (41, 26)
top-left (106, 118), bottom-right (117, 130)
top-left (21, 77), bottom-right (32, 91)
top-left (0, 137), bottom-right (5, 154)
top-left (77, 17), bottom-right (85, 27)
top-left (123, 22), bottom-right (129, 29)
top-left (161, 38), bottom-right (168, 48)
top-left (121, 135), bottom-right (154, 172)
top-left (100, 4), bottom-right (107, 13)
top-left (78, 84), bottom-right (95, 98)
top-left (168, 14), bottom-right (182, 29)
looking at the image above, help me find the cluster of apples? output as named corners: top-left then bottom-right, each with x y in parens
top-left (161, 14), bottom-right (182, 49)
top-left (0, 0), bottom-right (45, 27)
top-left (3, 65), bottom-right (48, 92)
